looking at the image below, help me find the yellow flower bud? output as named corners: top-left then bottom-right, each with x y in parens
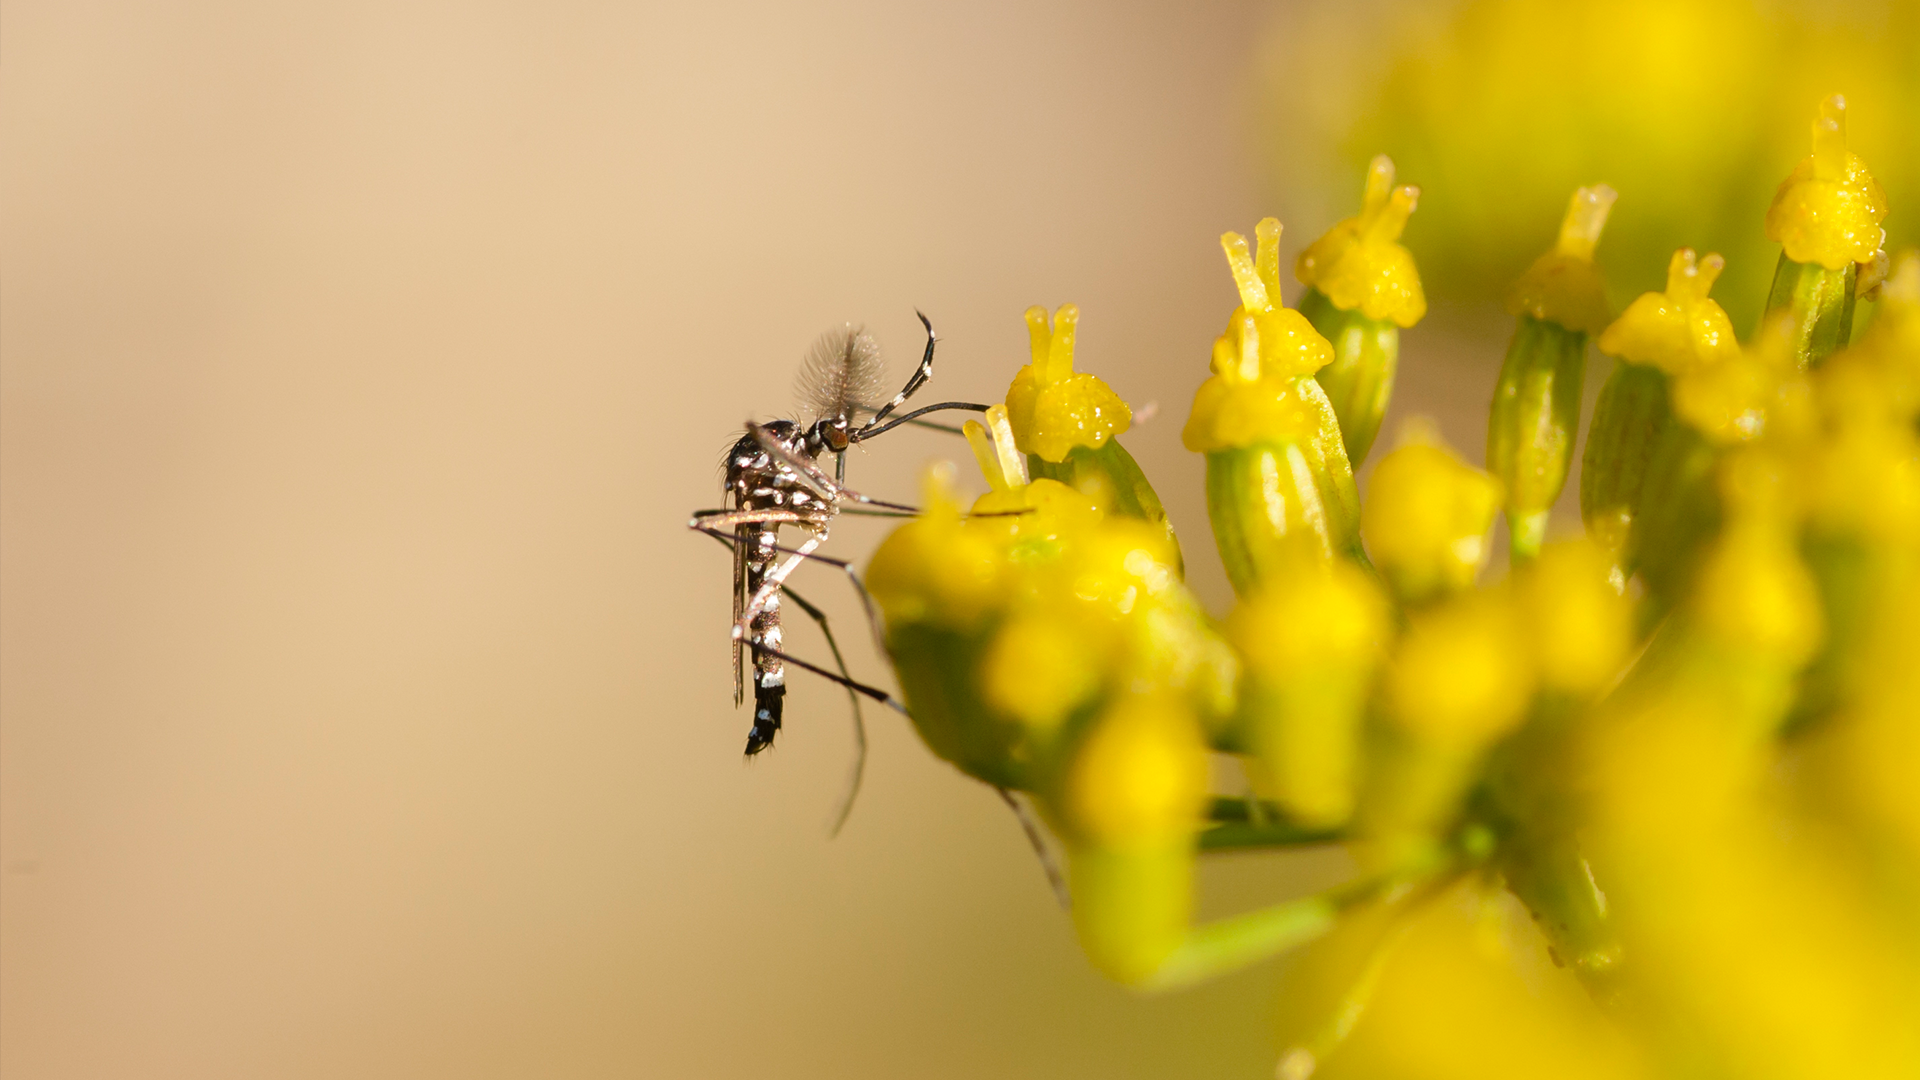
top-left (1296, 156), bottom-right (1427, 327)
top-left (1764, 95), bottom-right (1888, 271)
top-left (865, 462), bottom-right (1005, 629)
top-left (981, 609), bottom-right (1103, 733)
top-left (1506, 185), bottom-right (1617, 336)
top-left (1385, 593), bottom-right (1535, 747)
top-left (1227, 562), bottom-right (1389, 825)
top-left (1671, 314), bottom-right (1815, 446)
top-left (1516, 540), bottom-right (1633, 696)
top-left (1063, 695), bottom-right (1211, 850)
top-left (1182, 310), bottom-right (1334, 452)
top-left (1361, 425), bottom-right (1504, 604)
top-left (1597, 249), bottom-right (1741, 377)
top-left (1182, 222), bottom-right (1340, 456)
top-left (1692, 519), bottom-right (1824, 667)
top-left (1227, 560), bottom-right (1389, 677)
top-left (1004, 304), bottom-right (1132, 463)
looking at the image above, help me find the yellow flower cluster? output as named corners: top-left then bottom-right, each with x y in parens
top-left (851, 96), bottom-right (1919, 1076)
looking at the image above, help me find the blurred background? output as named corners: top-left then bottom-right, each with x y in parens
top-left (2, 2), bottom-right (1912, 1078)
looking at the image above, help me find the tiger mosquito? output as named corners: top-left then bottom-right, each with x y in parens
top-left (687, 313), bottom-right (989, 830)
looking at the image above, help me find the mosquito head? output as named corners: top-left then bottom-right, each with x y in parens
top-left (805, 416), bottom-right (851, 457)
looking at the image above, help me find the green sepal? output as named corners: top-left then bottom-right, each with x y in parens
top-left (1486, 315), bottom-right (1588, 563)
top-left (885, 620), bottom-right (1033, 791)
top-left (1580, 361), bottom-right (1672, 560)
top-left (1626, 423), bottom-right (1720, 618)
top-left (1302, 286), bottom-right (1401, 467)
top-left (1764, 251), bottom-right (1858, 369)
top-left (1204, 440), bottom-right (1363, 598)
top-left (1788, 531), bottom-right (1876, 733)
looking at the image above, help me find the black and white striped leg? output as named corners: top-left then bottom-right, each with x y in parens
top-left (998, 787), bottom-right (1071, 910)
top-left (696, 526), bottom-right (889, 657)
top-left (700, 529), bottom-right (893, 833)
top-left (865, 310), bottom-right (939, 426)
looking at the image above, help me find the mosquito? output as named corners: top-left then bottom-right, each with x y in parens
top-left (687, 313), bottom-right (988, 829)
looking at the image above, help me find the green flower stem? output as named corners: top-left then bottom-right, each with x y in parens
top-left (1498, 829), bottom-right (1622, 1002)
top-left (1487, 315), bottom-right (1588, 564)
top-left (1202, 799), bottom-right (1346, 850)
top-left (1764, 251), bottom-right (1858, 369)
top-left (1137, 874), bottom-right (1403, 993)
top-left (1301, 287), bottom-right (1400, 467)
top-left (1198, 821), bottom-right (1347, 852)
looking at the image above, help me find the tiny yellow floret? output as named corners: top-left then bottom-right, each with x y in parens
top-left (1226, 560), bottom-right (1389, 676)
top-left (866, 462), bottom-right (1006, 629)
top-left (1597, 249), bottom-right (1741, 376)
top-left (1183, 222), bottom-right (1342, 454)
top-left (1385, 594), bottom-right (1535, 745)
top-left (1296, 156), bottom-right (1427, 326)
top-left (1672, 314), bottom-right (1813, 446)
top-left (1692, 520), bottom-right (1824, 666)
top-left (1004, 304), bottom-right (1133, 463)
top-left (1064, 696), bottom-right (1211, 849)
top-left (1517, 540), bottom-right (1633, 695)
top-left (982, 610), bottom-right (1101, 732)
top-left (1361, 425), bottom-right (1504, 602)
top-left (1507, 185), bottom-right (1617, 335)
top-left (1764, 95), bottom-right (1888, 270)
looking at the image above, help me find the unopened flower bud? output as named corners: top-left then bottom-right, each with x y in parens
top-left (1583, 249), bottom-right (1739, 570)
top-left (1361, 424), bottom-right (1503, 606)
top-left (1226, 562), bottom-right (1389, 826)
top-left (1062, 695), bottom-right (1211, 851)
top-left (1516, 539), bottom-right (1633, 696)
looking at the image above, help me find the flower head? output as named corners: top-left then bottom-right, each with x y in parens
top-left (1297, 156), bottom-right (1427, 326)
top-left (1764, 95), bottom-right (1888, 270)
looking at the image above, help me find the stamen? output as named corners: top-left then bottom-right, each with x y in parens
top-left (1221, 232), bottom-right (1270, 312)
top-left (1555, 184), bottom-right (1617, 261)
top-left (1254, 217), bottom-right (1284, 300)
top-left (1025, 306), bottom-right (1052, 370)
top-left (1043, 303), bottom-right (1079, 384)
top-left (1812, 93), bottom-right (1847, 181)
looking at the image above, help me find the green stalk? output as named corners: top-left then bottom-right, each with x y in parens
top-left (1204, 441), bottom-right (1358, 597)
top-left (1764, 251), bottom-right (1857, 369)
top-left (1301, 287), bottom-right (1400, 468)
top-left (1486, 316), bottom-right (1587, 563)
top-left (1580, 362), bottom-right (1672, 565)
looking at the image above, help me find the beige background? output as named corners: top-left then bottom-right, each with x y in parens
top-left (1, 3), bottom-right (1502, 1077)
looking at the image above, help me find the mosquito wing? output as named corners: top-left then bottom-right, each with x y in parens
top-left (731, 521), bottom-right (746, 707)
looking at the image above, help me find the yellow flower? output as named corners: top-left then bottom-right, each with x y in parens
top-left (1764, 95), bottom-right (1888, 271)
top-left (1506, 185), bottom-right (1617, 336)
top-left (1004, 304), bottom-right (1132, 463)
top-left (1597, 248), bottom-right (1740, 376)
top-left (1361, 424), bottom-right (1504, 604)
top-left (1063, 694), bottom-right (1211, 850)
top-left (1296, 156), bottom-right (1427, 326)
